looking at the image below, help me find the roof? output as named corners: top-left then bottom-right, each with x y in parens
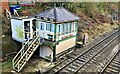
top-left (36, 7), bottom-right (80, 23)
top-left (11, 16), bottom-right (35, 20)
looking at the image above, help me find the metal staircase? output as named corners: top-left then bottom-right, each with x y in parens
top-left (12, 31), bottom-right (41, 72)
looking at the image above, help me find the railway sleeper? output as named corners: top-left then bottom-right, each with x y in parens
top-left (72, 62), bottom-right (82, 67)
top-left (53, 67), bottom-right (62, 72)
top-left (105, 70), bottom-right (113, 74)
top-left (108, 65), bottom-right (120, 71)
top-left (111, 62), bottom-right (120, 67)
top-left (110, 64), bottom-right (120, 70)
top-left (77, 58), bottom-right (86, 62)
top-left (113, 59), bottom-right (120, 62)
top-left (79, 56), bottom-right (88, 60)
top-left (75, 60), bottom-right (84, 64)
top-left (68, 64), bottom-right (79, 69)
top-left (106, 67), bottom-right (119, 73)
top-left (64, 67), bottom-right (75, 73)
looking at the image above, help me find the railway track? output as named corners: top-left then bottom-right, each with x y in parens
top-left (100, 47), bottom-right (120, 74)
top-left (45, 29), bottom-right (120, 74)
top-left (77, 36), bottom-right (120, 73)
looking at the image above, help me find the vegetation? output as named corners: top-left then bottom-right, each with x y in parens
top-left (2, 2), bottom-right (119, 72)
top-left (26, 2), bottom-right (119, 41)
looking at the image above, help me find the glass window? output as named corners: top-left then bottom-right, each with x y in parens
top-left (68, 23), bottom-right (71, 33)
top-left (72, 22), bottom-right (75, 31)
top-left (51, 24), bottom-right (54, 32)
top-left (63, 24), bottom-right (66, 34)
top-left (46, 23), bottom-right (50, 31)
top-left (62, 24), bottom-right (64, 33)
top-left (57, 25), bottom-right (60, 32)
top-left (46, 23), bottom-right (54, 32)
top-left (71, 23), bottom-right (73, 31)
top-left (58, 25), bottom-right (60, 32)
top-left (40, 22), bottom-right (44, 31)
top-left (63, 23), bottom-right (69, 34)
top-left (66, 23), bottom-right (69, 34)
top-left (75, 22), bottom-right (77, 30)
top-left (64, 24), bottom-right (66, 34)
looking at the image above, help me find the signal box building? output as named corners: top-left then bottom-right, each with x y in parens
top-left (11, 7), bottom-right (79, 72)
top-left (35, 7), bottom-right (79, 61)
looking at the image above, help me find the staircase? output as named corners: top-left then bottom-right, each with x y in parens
top-left (12, 32), bottom-right (41, 72)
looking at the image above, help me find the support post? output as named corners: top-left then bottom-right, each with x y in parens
top-left (53, 46), bottom-right (56, 62)
top-left (75, 21), bottom-right (79, 49)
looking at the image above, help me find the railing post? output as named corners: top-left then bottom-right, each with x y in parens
top-left (43, 32), bottom-right (44, 42)
top-left (21, 49), bottom-right (23, 57)
top-left (12, 59), bottom-right (15, 70)
top-left (26, 52), bottom-right (27, 61)
top-left (18, 62), bottom-right (20, 72)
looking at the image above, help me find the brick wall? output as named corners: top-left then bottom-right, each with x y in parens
top-left (2, 0), bottom-right (9, 13)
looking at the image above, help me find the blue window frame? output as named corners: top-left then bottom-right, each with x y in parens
top-left (46, 23), bottom-right (54, 32)
top-left (46, 23), bottom-right (50, 31)
top-left (40, 22), bottom-right (44, 31)
top-left (51, 24), bottom-right (54, 32)
top-left (58, 25), bottom-right (60, 32)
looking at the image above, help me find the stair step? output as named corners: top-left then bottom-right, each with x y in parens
top-left (12, 36), bottom-right (41, 72)
top-left (28, 50), bottom-right (32, 53)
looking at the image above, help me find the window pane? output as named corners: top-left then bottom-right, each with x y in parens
top-left (75, 22), bottom-right (77, 30)
top-left (68, 23), bottom-right (71, 33)
top-left (71, 22), bottom-right (74, 31)
top-left (46, 23), bottom-right (50, 31)
top-left (64, 24), bottom-right (66, 34)
top-left (42, 23), bottom-right (44, 30)
top-left (74, 22), bottom-right (77, 31)
top-left (51, 24), bottom-right (54, 32)
top-left (62, 24), bottom-right (64, 33)
top-left (58, 25), bottom-right (60, 32)
top-left (70, 23), bottom-right (71, 32)
top-left (57, 25), bottom-right (60, 32)
top-left (66, 23), bottom-right (68, 34)
top-left (40, 22), bottom-right (44, 31)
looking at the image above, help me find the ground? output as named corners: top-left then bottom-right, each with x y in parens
top-left (1, 22), bottom-right (119, 73)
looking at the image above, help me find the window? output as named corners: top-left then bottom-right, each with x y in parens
top-left (71, 22), bottom-right (74, 31)
top-left (57, 25), bottom-right (61, 32)
top-left (46, 23), bottom-right (50, 31)
top-left (64, 23), bottom-right (68, 34)
top-left (51, 24), bottom-right (54, 32)
top-left (68, 23), bottom-right (71, 33)
top-left (60, 23), bottom-right (77, 34)
top-left (40, 22), bottom-right (44, 31)
top-left (75, 22), bottom-right (77, 30)
top-left (61, 24), bottom-right (64, 33)
top-left (58, 25), bottom-right (60, 32)
top-left (46, 23), bottom-right (54, 32)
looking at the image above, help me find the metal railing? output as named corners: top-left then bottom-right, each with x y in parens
top-left (12, 31), bottom-right (40, 72)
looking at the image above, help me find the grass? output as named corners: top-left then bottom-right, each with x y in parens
top-left (2, 57), bottom-right (13, 72)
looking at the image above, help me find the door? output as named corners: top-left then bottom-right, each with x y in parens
top-left (24, 21), bottom-right (30, 40)
top-left (32, 19), bottom-right (36, 36)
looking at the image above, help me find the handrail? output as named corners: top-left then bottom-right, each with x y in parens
top-left (12, 31), bottom-right (38, 67)
top-left (55, 31), bottom-right (76, 37)
top-left (15, 34), bottom-right (40, 68)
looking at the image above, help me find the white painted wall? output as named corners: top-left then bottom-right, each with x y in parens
top-left (11, 19), bottom-right (24, 42)
top-left (11, 18), bottom-right (36, 42)
top-left (39, 46), bottom-right (53, 61)
top-left (56, 37), bottom-right (76, 54)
